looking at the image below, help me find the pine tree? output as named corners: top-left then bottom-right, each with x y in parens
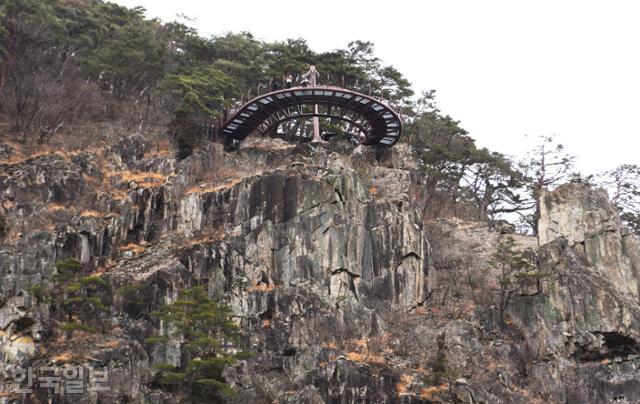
top-left (487, 237), bottom-right (549, 331)
top-left (53, 258), bottom-right (107, 335)
top-left (147, 286), bottom-right (242, 400)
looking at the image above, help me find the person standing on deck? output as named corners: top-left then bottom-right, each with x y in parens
top-left (271, 77), bottom-right (280, 91)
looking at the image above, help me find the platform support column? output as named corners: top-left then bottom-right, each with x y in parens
top-left (309, 65), bottom-right (321, 142)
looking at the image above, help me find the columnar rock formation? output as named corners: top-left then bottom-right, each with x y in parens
top-left (1, 136), bottom-right (639, 403)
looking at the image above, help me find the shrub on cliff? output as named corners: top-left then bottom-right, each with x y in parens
top-left (146, 286), bottom-right (243, 400)
top-left (487, 237), bottom-right (550, 331)
top-left (25, 258), bottom-right (109, 337)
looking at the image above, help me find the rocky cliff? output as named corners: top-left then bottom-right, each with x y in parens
top-left (1, 136), bottom-right (639, 403)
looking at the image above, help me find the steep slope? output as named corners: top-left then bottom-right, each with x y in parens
top-left (1, 136), bottom-right (640, 403)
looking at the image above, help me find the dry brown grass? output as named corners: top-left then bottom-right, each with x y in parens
top-left (49, 203), bottom-right (69, 212)
top-left (51, 351), bottom-right (74, 363)
top-left (339, 336), bottom-right (388, 366)
top-left (420, 384), bottom-right (448, 400)
top-left (322, 341), bottom-right (337, 349)
top-left (80, 210), bottom-right (101, 218)
top-left (88, 267), bottom-right (106, 277)
top-left (111, 170), bottom-right (167, 188)
top-left (179, 228), bottom-right (227, 247)
top-left (145, 138), bottom-right (173, 158)
top-left (51, 336), bottom-right (119, 364)
top-left (118, 243), bottom-right (146, 255)
top-left (345, 352), bottom-right (365, 362)
top-left (98, 188), bottom-right (130, 201)
top-left (396, 373), bottom-right (414, 394)
top-left (97, 339), bottom-right (119, 349)
top-left (246, 281), bottom-right (276, 293)
top-left (187, 177), bottom-right (244, 195)
top-left (246, 138), bottom-right (295, 151)
top-left (0, 142), bottom-right (104, 166)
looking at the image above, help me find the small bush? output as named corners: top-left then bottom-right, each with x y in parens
top-left (115, 283), bottom-right (146, 296)
top-left (58, 322), bottom-right (97, 334)
top-left (26, 285), bottom-right (48, 299)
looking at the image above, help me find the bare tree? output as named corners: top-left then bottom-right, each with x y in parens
top-left (597, 164), bottom-right (640, 234)
top-left (518, 135), bottom-right (575, 233)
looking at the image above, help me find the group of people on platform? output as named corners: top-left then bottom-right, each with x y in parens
top-left (269, 66), bottom-right (319, 92)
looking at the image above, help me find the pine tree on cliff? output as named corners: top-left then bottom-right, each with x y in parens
top-left (488, 237), bottom-right (548, 331)
top-left (598, 164), bottom-right (640, 234)
top-left (519, 135), bottom-right (575, 234)
top-left (147, 286), bottom-right (244, 400)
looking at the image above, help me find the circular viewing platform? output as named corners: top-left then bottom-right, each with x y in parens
top-left (219, 86), bottom-right (403, 147)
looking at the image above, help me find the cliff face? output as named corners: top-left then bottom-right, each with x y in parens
top-left (532, 183), bottom-right (640, 402)
top-left (0, 136), bottom-right (639, 403)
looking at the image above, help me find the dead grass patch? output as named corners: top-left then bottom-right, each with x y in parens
top-left (323, 341), bottom-right (337, 350)
top-left (246, 281), bottom-right (276, 293)
top-left (187, 177), bottom-right (244, 195)
top-left (118, 243), bottom-right (146, 255)
top-left (0, 144), bottom-right (103, 166)
top-left (80, 210), bottom-right (102, 218)
top-left (49, 203), bottom-right (69, 212)
top-left (341, 336), bottom-right (388, 366)
top-left (396, 373), bottom-right (414, 394)
top-left (181, 229), bottom-right (227, 247)
top-left (97, 339), bottom-right (119, 349)
top-left (115, 170), bottom-right (167, 188)
top-left (420, 384), bottom-right (448, 400)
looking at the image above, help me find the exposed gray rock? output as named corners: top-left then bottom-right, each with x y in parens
top-left (539, 182), bottom-right (640, 300)
top-left (1, 138), bottom-right (640, 403)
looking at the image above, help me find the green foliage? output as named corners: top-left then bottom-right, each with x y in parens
top-left (64, 282), bottom-right (82, 293)
top-left (148, 286), bottom-right (241, 398)
top-left (54, 258), bottom-right (82, 283)
top-left (145, 335), bottom-right (170, 345)
top-left (81, 275), bottom-right (106, 286)
top-left (234, 351), bottom-right (254, 360)
top-left (193, 378), bottom-right (233, 397)
top-left (404, 91), bottom-right (522, 222)
top-left (159, 371), bottom-right (186, 385)
top-left (26, 284), bottom-right (48, 300)
top-left (163, 64), bottom-right (237, 115)
top-left (2, 0), bottom-right (416, 152)
top-left (65, 296), bottom-right (107, 311)
top-left (426, 354), bottom-right (460, 384)
top-left (488, 237), bottom-right (544, 331)
top-left (55, 257), bottom-right (82, 273)
top-left (0, 211), bottom-right (7, 239)
top-left (153, 362), bottom-right (176, 371)
top-left (161, 61), bottom-right (239, 158)
top-left (58, 321), bottom-right (97, 334)
top-left (49, 258), bottom-right (109, 335)
top-left (116, 283), bottom-right (146, 296)
top-left (263, 38), bottom-right (315, 80)
top-left (82, 7), bottom-right (165, 99)
top-left (116, 282), bottom-right (150, 318)
top-left (0, 0), bottom-right (169, 136)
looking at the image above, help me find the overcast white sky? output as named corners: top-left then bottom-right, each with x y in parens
top-left (114, 0), bottom-right (640, 174)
